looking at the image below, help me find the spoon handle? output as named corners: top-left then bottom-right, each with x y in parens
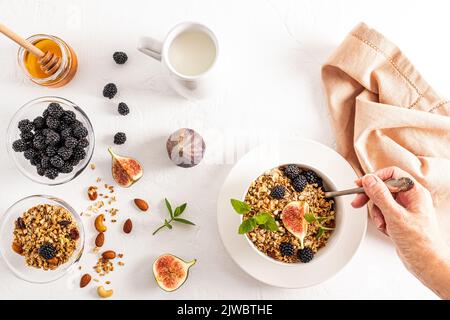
top-left (324, 177), bottom-right (414, 198)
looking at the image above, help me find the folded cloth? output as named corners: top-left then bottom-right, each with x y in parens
top-left (322, 23), bottom-right (450, 232)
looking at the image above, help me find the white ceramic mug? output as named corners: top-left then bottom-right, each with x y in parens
top-left (138, 22), bottom-right (218, 99)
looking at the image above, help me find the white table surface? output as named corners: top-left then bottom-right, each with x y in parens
top-left (0, 0), bottom-right (448, 300)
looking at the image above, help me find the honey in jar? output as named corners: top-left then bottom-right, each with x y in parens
top-left (18, 34), bottom-right (78, 87)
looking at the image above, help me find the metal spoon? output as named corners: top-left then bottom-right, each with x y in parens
top-left (324, 177), bottom-right (414, 198)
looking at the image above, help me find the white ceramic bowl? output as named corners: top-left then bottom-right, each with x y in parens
top-left (217, 139), bottom-right (367, 288)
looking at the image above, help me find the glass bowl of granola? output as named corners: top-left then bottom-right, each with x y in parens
top-left (0, 195), bottom-right (84, 283)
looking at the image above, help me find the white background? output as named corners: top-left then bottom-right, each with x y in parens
top-left (0, 0), bottom-right (448, 299)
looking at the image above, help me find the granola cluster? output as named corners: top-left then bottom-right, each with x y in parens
top-left (244, 167), bottom-right (335, 263)
top-left (12, 204), bottom-right (79, 270)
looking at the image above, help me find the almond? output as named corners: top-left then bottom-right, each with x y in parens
top-left (88, 186), bottom-right (98, 201)
top-left (134, 198), bottom-right (149, 212)
top-left (95, 232), bottom-right (105, 247)
top-left (48, 257), bottom-right (58, 265)
top-left (102, 250), bottom-right (116, 260)
top-left (123, 219), bottom-right (132, 234)
top-left (80, 273), bottom-right (91, 288)
top-left (12, 242), bottom-right (23, 255)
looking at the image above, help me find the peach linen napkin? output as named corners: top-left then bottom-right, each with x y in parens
top-left (322, 23), bottom-right (450, 233)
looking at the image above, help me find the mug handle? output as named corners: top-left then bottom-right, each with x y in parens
top-left (138, 36), bottom-right (163, 61)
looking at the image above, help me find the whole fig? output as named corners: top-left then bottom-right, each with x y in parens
top-left (166, 128), bottom-right (205, 168)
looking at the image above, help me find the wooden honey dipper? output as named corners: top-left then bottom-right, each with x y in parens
top-left (0, 23), bottom-right (61, 75)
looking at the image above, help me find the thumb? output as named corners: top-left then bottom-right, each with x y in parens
top-left (362, 174), bottom-right (402, 214)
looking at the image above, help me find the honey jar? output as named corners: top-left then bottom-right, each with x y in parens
top-left (17, 34), bottom-right (77, 87)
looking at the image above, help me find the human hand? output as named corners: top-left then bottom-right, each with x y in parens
top-left (351, 166), bottom-right (450, 298)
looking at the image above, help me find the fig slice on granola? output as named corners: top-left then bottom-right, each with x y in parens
top-left (281, 201), bottom-right (309, 248)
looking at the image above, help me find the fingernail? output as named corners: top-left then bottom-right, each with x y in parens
top-left (374, 216), bottom-right (384, 229)
top-left (364, 174), bottom-right (377, 187)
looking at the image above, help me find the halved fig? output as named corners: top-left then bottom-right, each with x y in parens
top-left (281, 201), bottom-right (309, 248)
top-left (153, 254), bottom-right (196, 292)
top-left (108, 147), bottom-right (143, 188)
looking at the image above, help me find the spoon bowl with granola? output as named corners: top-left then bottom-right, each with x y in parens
top-left (0, 195), bottom-right (84, 283)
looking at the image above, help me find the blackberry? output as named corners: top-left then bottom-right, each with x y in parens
top-left (25, 141), bottom-right (33, 150)
top-left (72, 147), bottom-right (86, 161)
top-left (284, 164), bottom-right (300, 180)
top-left (59, 163), bottom-right (74, 174)
top-left (33, 116), bottom-right (46, 129)
top-left (50, 155), bottom-right (64, 168)
top-left (302, 170), bottom-right (323, 188)
top-left (270, 185), bottom-right (285, 199)
top-left (57, 147), bottom-right (73, 160)
top-left (113, 132), bottom-right (126, 145)
top-left (292, 175), bottom-right (308, 192)
top-left (30, 155), bottom-right (41, 166)
top-left (59, 122), bottom-right (70, 131)
top-left (67, 157), bottom-right (80, 167)
top-left (72, 125), bottom-right (88, 139)
top-left (298, 247), bottom-right (314, 263)
top-left (61, 110), bottom-right (76, 124)
top-left (118, 102), bottom-right (129, 115)
top-left (44, 168), bottom-right (59, 180)
top-left (36, 165), bottom-right (46, 176)
top-left (60, 127), bottom-right (73, 139)
top-left (280, 242), bottom-right (295, 257)
top-left (71, 120), bottom-right (83, 128)
top-left (18, 119), bottom-right (34, 132)
top-left (12, 139), bottom-right (28, 152)
top-left (20, 130), bottom-right (34, 141)
top-left (77, 138), bottom-right (89, 148)
top-left (64, 137), bottom-right (78, 149)
top-left (38, 243), bottom-right (56, 260)
top-left (46, 116), bottom-right (60, 130)
top-left (103, 83), bottom-right (117, 99)
top-left (24, 149), bottom-right (37, 160)
top-left (41, 156), bottom-right (51, 169)
top-left (33, 135), bottom-right (46, 150)
top-left (44, 130), bottom-right (60, 146)
top-left (47, 103), bottom-right (64, 118)
top-left (45, 146), bottom-right (57, 157)
top-left (42, 109), bottom-right (49, 119)
top-left (113, 51), bottom-right (128, 64)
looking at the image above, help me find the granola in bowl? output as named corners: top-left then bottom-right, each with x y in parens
top-left (243, 165), bottom-right (335, 264)
top-left (12, 204), bottom-right (80, 270)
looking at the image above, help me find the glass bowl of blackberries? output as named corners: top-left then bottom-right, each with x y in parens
top-left (6, 96), bottom-right (95, 185)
